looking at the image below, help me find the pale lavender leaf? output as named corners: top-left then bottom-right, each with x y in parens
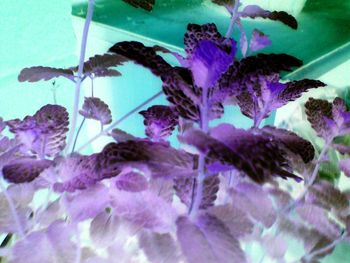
top-left (262, 234), bottom-right (288, 259)
top-left (63, 184), bottom-right (110, 222)
top-left (90, 211), bottom-right (120, 247)
top-left (176, 214), bottom-right (246, 263)
top-left (139, 230), bottom-right (182, 263)
top-left (231, 182), bottom-right (277, 227)
top-left (36, 199), bottom-right (63, 228)
top-left (115, 171), bottom-right (148, 192)
top-left (79, 97), bottom-right (112, 125)
top-left (7, 183), bottom-right (35, 207)
top-left (110, 190), bottom-right (177, 232)
top-left (296, 204), bottom-right (342, 239)
top-left (9, 220), bottom-right (76, 263)
top-left (339, 159), bottom-right (350, 177)
top-left (149, 178), bottom-right (174, 203)
top-left (239, 26), bottom-right (248, 57)
top-left (249, 29), bottom-right (271, 52)
top-left (208, 204), bottom-right (254, 238)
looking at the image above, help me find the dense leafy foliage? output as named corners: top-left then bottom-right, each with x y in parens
top-left (1, 1), bottom-right (350, 263)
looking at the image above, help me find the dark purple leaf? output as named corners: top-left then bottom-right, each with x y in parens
top-left (332, 143), bottom-right (350, 154)
top-left (249, 29), bottom-right (271, 52)
top-left (180, 124), bottom-right (301, 183)
top-left (211, 0), bottom-right (232, 7)
top-left (122, 0), bottom-right (155, 11)
top-left (139, 230), bottom-right (182, 263)
top-left (176, 214), bottom-right (246, 263)
top-left (2, 159), bottom-right (53, 184)
top-left (115, 171), bottom-right (148, 192)
top-left (108, 41), bottom-right (172, 77)
top-left (305, 97), bottom-right (350, 140)
top-left (240, 5), bottom-right (298, 29)
top-left (174, 174), bottom-right (220, 210)
top-left (95, 141), bottom-right (196, 180)
top-left (139, 105), bottom-right (179, 141)
top-left (259, 126), bottom-right (315, 163)
top-left (7, 104), bottom-right (69, 157)
top-left (71, 53), bottom-right (126, 78)
top-left (79, 97), bottom-right (112, 125)
top-left (18, 66), bottom-right (74, 82)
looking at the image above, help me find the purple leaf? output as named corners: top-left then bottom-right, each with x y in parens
top-left (95, 141), bottom-right (196, 180)
top-left (189, 40), bottom-right (235, 89)
top-left (18, 66), bottom-right (74, 82)
top-left (296, 204), bottom-right (342, 239)
top-left (180, 124), bottom-right (301, 183)
top-left (207, 204), bottom-right (254, 238)
top-left (239, 25), bottom-right (248, 57)
top-left (90, 211), bottom-right (120, 247)
top-left (259, 125), bottom-right (315, 163)
top-left (110, 128), bottom-right (137, 142)
top-left (10, 220), bottom-right (76, 263)
top-left (139, 230), bottom-right (182, 263)
top-left (7, 184), bottom-right (35, 207)
top-left (79, 97), bottom-right (112, 125)
top-left (122, 0), bottom-right (155, 11)
top-left (231, 182), bottom-right (277, 227)
top-left (249, 29), bottom-right (271, 52)
top-left (115, 171), bottom-right (148, 192)
top-left (176, 214), bottom-right (246, 263)
top-left (139, 105), bottom-right (179, 141)
top-left (149, 178), bottom-right (174, 203)
top-left (240, 5), bottom-right (298, 29)
top-left (305, 97), bottom-right (350, 140)
top-left (262, 234), bottom-right (288, 259)
top-left (174, 174), bottom-right (220, 210)
top-left (2, 159), bottom-right (53, 184)
top-left (110, 190), bottom-right (177, 232)
top-left (7, 104), bottom-right (69, 157)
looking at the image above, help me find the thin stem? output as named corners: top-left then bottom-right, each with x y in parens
top-left (76, 90), bottom-right (163, 152)
top-left (90, 76), bottom-right (94, 97)
top-left (189, 85), bottom-right (209, 219)
top-left (225, 0), bottom-right (241, 38)
top-left (65, 0), bottom-right (95, 154)
top-left (282, 140), bottom-right (332, 213)
top-left (72, 118), bottom-right (86, 153)
top-left (0, 180), bottom-right (25, 239)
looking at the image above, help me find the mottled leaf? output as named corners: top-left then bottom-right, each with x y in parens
top-left (122, 0), bottom-right (155, 11)
top-left (110, 128), bottom-right (137, 142)
top-left (174, 174), bottom-right (220, 210)
top-left (79, 97), bottom-right (112, 125)
top-left (2, 159), bottom-right (53, 184)
top-left (240, 5), bottom-right (298, 29)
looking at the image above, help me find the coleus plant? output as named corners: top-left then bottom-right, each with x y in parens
top-left (0, 0), bottom-right (350, 263)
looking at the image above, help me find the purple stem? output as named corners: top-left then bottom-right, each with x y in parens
top-left (225, 0), bottom-right (241, 38)
top-left (65, 0), bottom-right (95, 154)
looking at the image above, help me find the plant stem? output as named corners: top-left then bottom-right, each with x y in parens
top-left (225, 0), bottom-right (240, 38)
top-left (189, 85), bottom-right (209, 219)
top-left (76, 90), bottom-right (163, 152)
top-left (72, 118), bottom-right (86, 153)
top-left (0, 180), bottom-right (25, 239)
top-left (65, 0), bottom-right (95, 154)
top-left (282, 140), bottom-right (332, 213)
